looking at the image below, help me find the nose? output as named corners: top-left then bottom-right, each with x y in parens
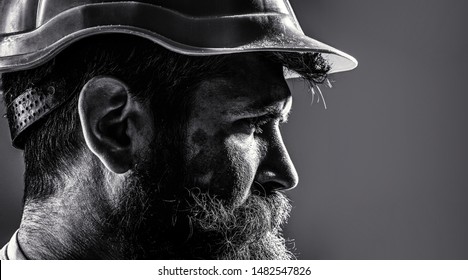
top-left (255, 129), bottom-right (299, 192)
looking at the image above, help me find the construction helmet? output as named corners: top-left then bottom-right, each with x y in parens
top-left (0, 0), bottom-right (357, 148)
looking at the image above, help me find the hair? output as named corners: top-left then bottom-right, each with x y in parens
top-left (1, 34), bottom-right (330, 202)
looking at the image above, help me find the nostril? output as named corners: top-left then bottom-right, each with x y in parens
top-left (252, 181), bottom-right (267, 196)
top-left (252, 181), bottom-right (287, 196)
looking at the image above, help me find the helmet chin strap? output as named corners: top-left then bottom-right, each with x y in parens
top-left (6, 84), bottom-right (69, 149)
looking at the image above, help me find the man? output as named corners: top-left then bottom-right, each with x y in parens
top-left (0, 0), bottom-right (357, 259)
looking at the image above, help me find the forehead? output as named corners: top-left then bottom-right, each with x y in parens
top-left (193, 53), bottom-right (291, 113)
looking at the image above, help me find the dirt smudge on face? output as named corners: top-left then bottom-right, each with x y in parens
top-left (191, 129), bottom-right (209, 146)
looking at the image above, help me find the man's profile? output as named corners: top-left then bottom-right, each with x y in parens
top-left (0, 0), bottom-right (357, 259)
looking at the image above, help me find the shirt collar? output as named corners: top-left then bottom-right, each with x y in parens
top-left (0, 230), bottom-right (27, 260)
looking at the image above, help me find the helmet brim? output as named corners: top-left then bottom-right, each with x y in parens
top-left (0, 2), bottom-right (357, 75)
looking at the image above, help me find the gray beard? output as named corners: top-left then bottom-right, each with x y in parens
top-left (186, 190), bottom-right (293, 260)
top-left (108, 168), bottom-right (293, 260)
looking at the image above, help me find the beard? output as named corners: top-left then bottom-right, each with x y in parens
top-left (107, 138), bottom-right (293, 260)
top-left (184, 190), bottom-right (293, 259)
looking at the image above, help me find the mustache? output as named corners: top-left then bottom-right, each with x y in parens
top-left (186, 188), bottom-right (292, 231)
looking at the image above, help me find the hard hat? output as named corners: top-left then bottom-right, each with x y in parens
top-left (1, 0), bottom-right (358, 149)
top-left (0, 0), bottom-right (357, 74)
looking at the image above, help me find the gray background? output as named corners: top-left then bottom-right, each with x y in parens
top-left (1, 0), bottom-right (468, 259)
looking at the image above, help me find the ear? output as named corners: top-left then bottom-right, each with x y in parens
top-left (78, 76), bottom-right (153, 173)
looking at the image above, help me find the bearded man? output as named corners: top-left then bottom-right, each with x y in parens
top-left (0, 0), bottom-right (357, 259)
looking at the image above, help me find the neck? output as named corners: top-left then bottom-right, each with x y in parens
top-left (18, 178), bottom-right (123, 259)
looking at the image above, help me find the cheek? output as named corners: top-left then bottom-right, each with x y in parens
top-left (223, 136), bottom-right (260, 203)
top-left (185, 129), bottom-right (261, 204)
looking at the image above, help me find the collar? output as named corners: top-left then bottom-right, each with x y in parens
top-left (0, 230), bottom-right (27, 260)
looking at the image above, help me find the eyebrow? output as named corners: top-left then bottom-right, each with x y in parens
top-left (258, 110), bottom-right (291, 124)
top-left (226, 101), bottom-right (292, 122)
top-left (257, 106), bottom-right (291, 122)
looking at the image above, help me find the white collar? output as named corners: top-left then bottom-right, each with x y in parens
top-left (0, 230), bottom-right (27, 260)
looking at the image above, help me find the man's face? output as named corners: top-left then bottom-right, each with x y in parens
top-left (184, 54), bottom-right (298, 205)
top-left (115, 53), bottom-right (298, 259)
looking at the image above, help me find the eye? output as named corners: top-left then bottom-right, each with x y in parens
top-left (248, 117), bottom-right (265, 134)
top-left (241, 116), bottom-right (272, 135)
